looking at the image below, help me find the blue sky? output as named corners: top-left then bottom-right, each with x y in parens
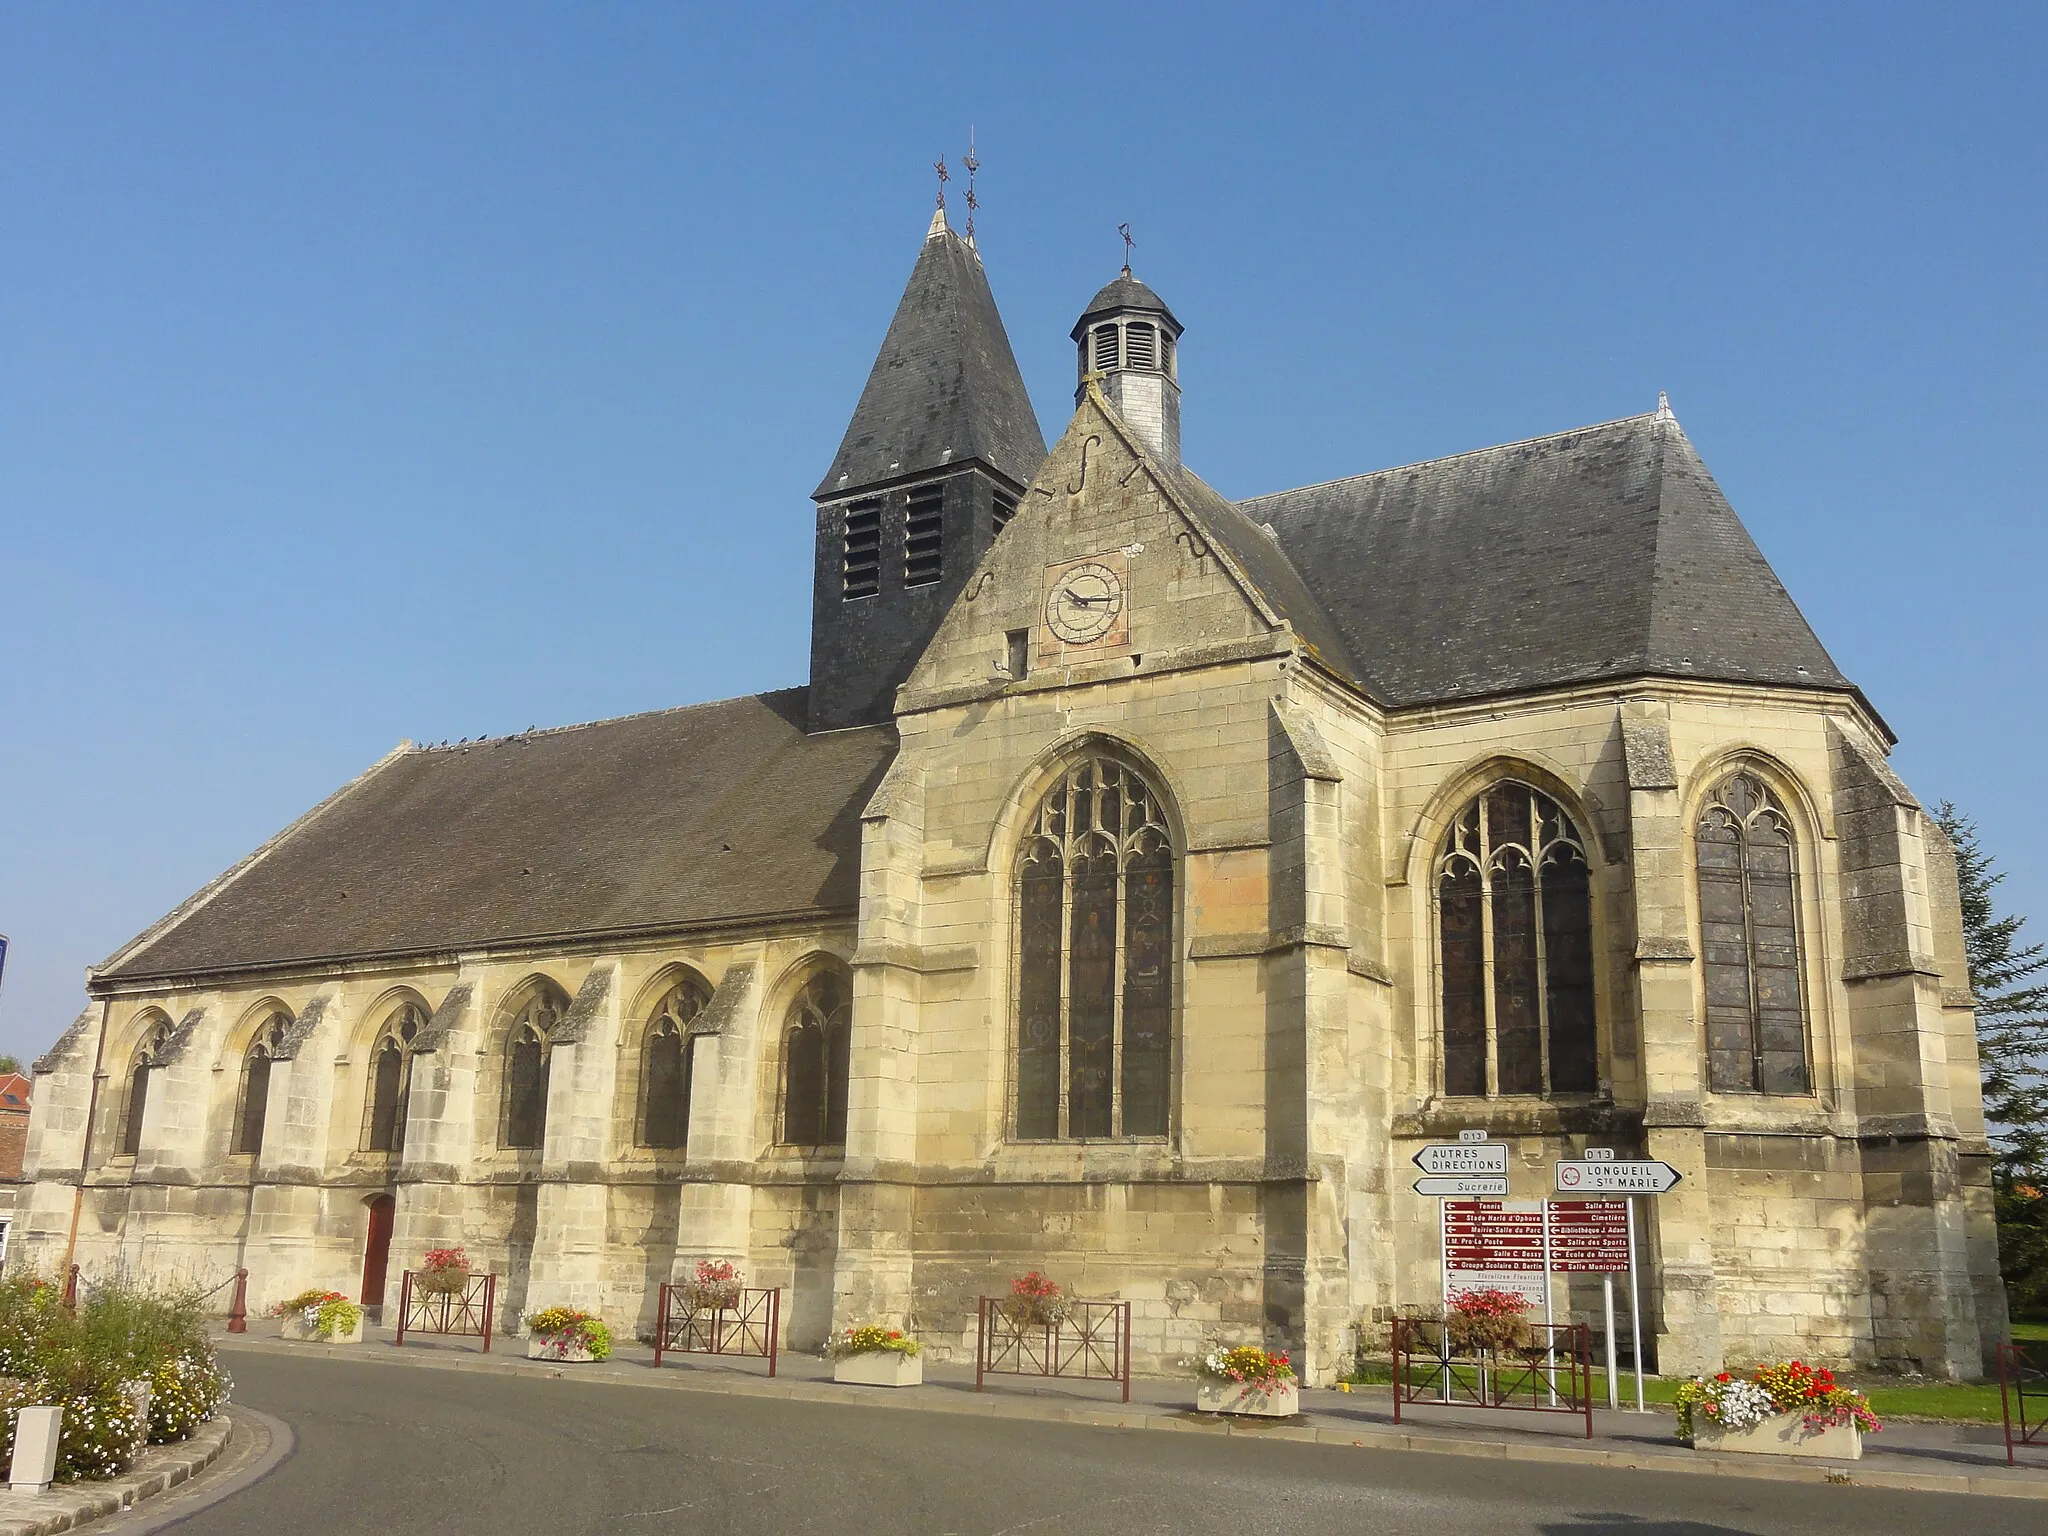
top-left (1, 4), bottom-right (2043, 1059)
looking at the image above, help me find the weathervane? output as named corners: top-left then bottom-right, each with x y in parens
top-left (962, 128), bottom-right (980, 244)
top-left (1118, 221), bottom-right (1135, 276)
top-left (933, 155), bottom-right (949, 211)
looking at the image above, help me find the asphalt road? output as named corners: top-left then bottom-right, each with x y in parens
top-left (169, 1351), bottom-right (2038, 1536)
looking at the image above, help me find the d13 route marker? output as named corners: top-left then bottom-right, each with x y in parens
top-left (1554, 1160), bottom-right (1681, 1194)
top-left (1414, 1175), bottom-right (1510, 1198)
top-left (1413, 1142), bottom-right (1509, 1176)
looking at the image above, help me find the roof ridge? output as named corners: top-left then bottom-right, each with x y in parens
top-left (1238, 411), bottom-right (1661, 508)
top-left (403, 685), bottom-right (846, 754)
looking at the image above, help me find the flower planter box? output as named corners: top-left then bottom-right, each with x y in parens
top-left (526, 1336), bottom-right (599, 1363)
top-left (1693, 1417), bottom-right (1863, 1460)
top-left (833, 1351), bottom-right (923, 1388)
top-left (1196, 1379), bottom-right (1300, 1418)
top-left (281, 1313), bottom-right (364, 1344)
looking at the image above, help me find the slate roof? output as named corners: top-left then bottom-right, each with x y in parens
top-left (1237, 411), bottom-right (1851, 709)
top-left (813, 216), bottom-right (1047, 499)
top-left (95, 690), bottom-right (895, 986)
top-left (1074, 271), bottom-right (1181, 335)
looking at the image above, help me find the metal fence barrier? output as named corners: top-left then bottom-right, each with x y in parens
top-left (394, 1270), bottom-right (497, 1350)
top-left (1391, 1317), bottom-right (1594, 1439)
top-left (975, 1296), bottom-right (1132, 1403)
top-left (1999, 1342), bottom-right (2045, 1465)
top-left (653, 1283), bottom-right (781, 1375)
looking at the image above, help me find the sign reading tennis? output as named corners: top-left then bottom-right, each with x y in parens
top-left (1413, 1142), bottom-right (1510, 1176)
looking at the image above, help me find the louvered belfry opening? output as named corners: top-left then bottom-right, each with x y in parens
top-left (991, 487), bottom-right (1018, 539)
top-left (1091, 323), bottom-right (1121, 372)
top-left (1697, 771), bottom-right (1810, 1095)
top-left (1435, 783), bottom-right (1598, 1099)
top-left (841, 498), bottom-right (882, 599)
top-left (903, 481), bottom-right (945, 587)
top-left (1123, 322), bottom-right (1157, 369)
top-left (1014, 756), bottom-right (1176, 1142)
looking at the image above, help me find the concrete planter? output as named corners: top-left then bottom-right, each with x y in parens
top-left (281, 1311), bottom-right (365, 1344)
top-left (833, 1350), bottom-right (924, 1387)
top-left (1196, 1378), bottom-right (1300, 1417)
top-left (526, 1335), bottom-right (600, 1363)
top-left (1693, 1416), bottom-right (1863, 1460)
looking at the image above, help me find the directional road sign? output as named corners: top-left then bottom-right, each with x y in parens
top-left (1413, 1142), bottom-right (1509, 1176)
top-left (1554, 1160), bottom-right (1681, 1194)
top-left (1415, 1175), bottom-right (1510, 1198)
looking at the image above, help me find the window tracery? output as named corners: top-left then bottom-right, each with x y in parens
top-left (232, 1012), bottom-right (291, 1156)
top-left (1697, 770), bottom-right (1810, 1094)
top-left (1014, 756), bottom-right (1176, 1140)
top-left (501, 986), bottom-right (565, 1150)
top-left (1436, 782), bottom-right (1598, 1097)
top-left (119, 1016), bottom-right (172, 1158)
top-left (641, 977), bottom-right (709, 1150)
top-left (779, 969), bottom-right (849, 1147)
top-left (363, 1001), bottom-right (426, 1153)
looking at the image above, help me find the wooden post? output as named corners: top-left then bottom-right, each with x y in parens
top-left (61, 1265), bottom-right (78, 1311)
top-left (226, 1268), bottom-right (248, 1333)
top-left (481, 1273), bottom-right (496, 1353)
top-left (653, 1283), bottom-right (669, 1367)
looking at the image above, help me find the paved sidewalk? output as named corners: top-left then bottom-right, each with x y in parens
top-left (214, 1322), bottom-right (2048, 1501)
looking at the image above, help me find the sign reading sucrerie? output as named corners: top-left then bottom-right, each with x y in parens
top-left (1554, 1160), bottom-right (1681, 1194)
top-left (1413, 1142), bottom-right (1510, 1176)
top-left (1414, 1176), bottom-right (1509, 1198)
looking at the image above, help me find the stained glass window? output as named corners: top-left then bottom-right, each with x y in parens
top-left (1436, 784), bottom-right (1598, 1097)
top-left (501, 986), bottom-right (565, 1150)
top-left (1013, 757), bottom-right (1176, 1140)
top-left (780, 969), bottom-right (850, 1146)
top-left (364, 1001), bottom-right (425, 1153)
top-left (1698, 772), bottom-right (1810, 1095)
top-left (641, 977), bottom-right (708, 1149)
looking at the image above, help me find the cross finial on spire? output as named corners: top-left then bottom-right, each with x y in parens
top-left (1656, 389), bottom-right (1674, 421)
top-left (1118, 222), bottom-right (1135, 276)
top-left (933, 156), bottom-right (950, 211)
top-left (962, 129), bottom-right (979, 247)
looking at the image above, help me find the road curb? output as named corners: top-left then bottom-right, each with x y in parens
top-left (216, 1335), bottom-right (2048, 1503)
top-left (0, 1413), bottom-right (235, 1536)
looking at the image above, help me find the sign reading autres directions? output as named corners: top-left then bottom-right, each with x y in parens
top-left (1413, 1141), bottom-right (1509, 1176)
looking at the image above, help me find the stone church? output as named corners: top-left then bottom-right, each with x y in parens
top-left (19, 202), bottom-right (2006, 1381)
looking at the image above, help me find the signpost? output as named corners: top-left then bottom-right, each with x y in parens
top-left (1554, 1159), bottom-right (1681, 1194)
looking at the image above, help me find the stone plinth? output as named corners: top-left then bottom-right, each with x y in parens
top-left (833, 1350), bottom-right (923, 1387)
top-left (1196, 1378), bottom-right (1299, 1417)
top-left (1693, 1417), bottom-right (1862, 1460)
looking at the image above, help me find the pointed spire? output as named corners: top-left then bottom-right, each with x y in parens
top-left (813, 207), bottom-right (1046, 500)
top-left (1656, 389), bottom-right (1675, 422)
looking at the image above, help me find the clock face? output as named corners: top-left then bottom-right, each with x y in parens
top-left (1044, 561), bottom-right (1125, 644)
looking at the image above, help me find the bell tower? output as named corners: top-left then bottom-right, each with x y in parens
top-left (1071, 266), bottom-right (1183, 467)
top-left (807, 206), bottom-right (1046, 732)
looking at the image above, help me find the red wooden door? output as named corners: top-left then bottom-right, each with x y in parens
top-left (361, 1195), bottom-right (395, 1307)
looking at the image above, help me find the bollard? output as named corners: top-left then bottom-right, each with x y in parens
top-left (226, 1268), bottom-right (248, 1334)
top-left (11, 1406), bottom-right (62, 1495)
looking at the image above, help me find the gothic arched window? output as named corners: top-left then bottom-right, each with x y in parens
top-left (1015, 756), bottom-right (1176, 1141)
top-left (779, 969), bottom-right (850, 1147)
top-left (119, 1015), bottom-right (172, 1158)
top-left (501, 985), bottom-right (565, 1150)
top-left (1436, 783), bottom-right (1598, 1098)
top-left (641, 976), bottom-right (709, 1149)
top-left (232, 1012), bottom-right (291, 1156)
top-left (363, 1001), bottom-right (426, 1153)
top-left (1697, 771), bottom-right (1810, 1095)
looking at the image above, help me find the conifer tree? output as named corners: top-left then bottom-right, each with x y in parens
top-left (1934, 803), bottom-right (2048, 1315)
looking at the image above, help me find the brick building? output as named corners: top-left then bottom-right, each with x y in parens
top-left (17, 204), bottom-right (2004, 1380)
